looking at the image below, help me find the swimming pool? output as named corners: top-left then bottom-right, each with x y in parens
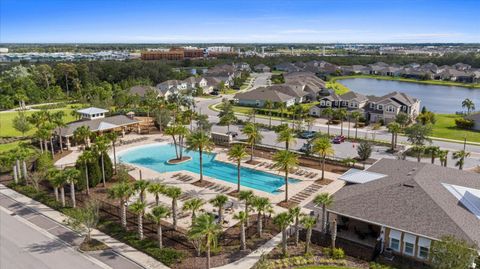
top-left (118, 143), bottom-right (299, 194)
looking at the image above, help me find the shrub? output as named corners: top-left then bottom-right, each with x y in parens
top-left (103, 154), bottom-right (113, 182)
top-left (455, 118), bottom-right (474, 129)
top-left (369, 262), bottom-right (398, 269)
top-left (145, 248), bottom-right (184, 266)
top-left (331, 247), bottom-right (345, 259)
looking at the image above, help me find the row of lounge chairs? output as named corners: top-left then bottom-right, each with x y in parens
top-left (119, 137), bottom-right (148, 146)
top-left (290, 182), bottom-right (323, 205)
top-left (206, 183), bottom-right (232, 193)
top-left (256, 162), bottom-right (318, 179)
top-left (172, 173), bottom-right (194, 182)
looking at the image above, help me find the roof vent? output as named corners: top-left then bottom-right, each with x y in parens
top-left (402, 183), bottom-right (415, 188)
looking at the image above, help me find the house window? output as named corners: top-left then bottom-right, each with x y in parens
top-left (418, 246), bottom-right (429, 259)
top-left (320, 100), bottom-right (325, 106)
top-left (377, 105), bottom-right (383, 110)
top-left (390, 238), bottom-right (400, 251)
top-left (387, 106), bottom-right (394, 112)
top-left (326, 101), bottom-right (331, 106)
top-left (404, 242), bottom-right (414, 256)
top-left (370, 103), bottom-right (375, 109)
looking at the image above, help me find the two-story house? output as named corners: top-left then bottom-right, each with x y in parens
top-left (365, 91), bottom-right (420, 124)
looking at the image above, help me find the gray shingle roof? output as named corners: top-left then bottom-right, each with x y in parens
top-left (234, 86), bottom-right (295, 103)
top-left (306, 159), bottom-right (480, 246)
top-left (59, 115), bottom-right (140, 137)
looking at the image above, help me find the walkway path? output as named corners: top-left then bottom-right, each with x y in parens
top-left (0, 184), bottom-right (168, 269)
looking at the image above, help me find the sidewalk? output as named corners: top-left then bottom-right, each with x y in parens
top-left (0, 184), bottom-right (169, 269)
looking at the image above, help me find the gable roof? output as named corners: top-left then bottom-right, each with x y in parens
top-left (307, 159), bottom-right (480, 246)
top-left (59, 115), bottom-right (140, 137)
top-left (129, 85), bottom-right (160, 97)
top-left (76, 107), bottom-right (109, 115)
top-left (234, 86), bottom-right (296, 103)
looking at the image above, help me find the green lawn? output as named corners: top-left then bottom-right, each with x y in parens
top-left (295, 266), bottom-right (357, 269)
top-left (0, 141), bottom-right (23, 153)
top-left (331, 75), bottom-right (480, 89)
top-left (326, 80), bottom-right (350, 95)
top-left (431, 114), bottom-right (480, 143)
top-left (0, 108), bottom-right (76, 137)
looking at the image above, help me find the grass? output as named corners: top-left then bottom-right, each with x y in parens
top-left (0, 141), bottom-right (25, 153)
top-left (0, 108), bottom-right (77, 137)
top-left (331, 75), bottom-right (480, 89)
top-left (431, 114), bottom-right (480, 143)
top-left (296, 267), bottom-right (356, 269)
top-left (325, 80), bottom-right (350, 95)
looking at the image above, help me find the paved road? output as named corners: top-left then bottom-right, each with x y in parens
top-left (195, 86), bottom-right (480, 169)
top-left (0, 208), bottom-right (106, 269)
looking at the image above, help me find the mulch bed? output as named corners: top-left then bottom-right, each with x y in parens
top-left (79, 238), bottom-right (110, 252)
top-left (315, 178), bottom-right (334, 185)
top-left (277, 200), bottom-right (299, 209)
top-left (191, 179), bottom-right (215, 188)
top-left (246, 159), bottom-right (261, 165)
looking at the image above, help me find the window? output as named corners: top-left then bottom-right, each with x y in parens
top-left (404, 242), bottom-right (414, 256)
top-left (320, 100), bottom-right (325, 106)
top-left (390, 238), bottom-right (400, 251)
top-left (418, 246), bottom-right (429, 259)
top-left (378, 105), bottom-right (383, 110)
top-left (387, 106), bottom-right (394, 112)
top-left (370, 103), bottom-right (375, 108)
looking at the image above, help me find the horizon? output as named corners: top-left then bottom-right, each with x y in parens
top-left (1, 0), bottom-right (479, 43)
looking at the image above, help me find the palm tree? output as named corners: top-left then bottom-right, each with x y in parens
top-left (335, 108), bottom-right (348, 136)
top-left (276, 127), bottom-right (296, 150)
top-left (273, 212), bottom-right (293, 257)
top-left (94, 135), bottom-right (110, 187)
top-left (188, 213), bottom-right (222, 269)
top-left (425, 146), bottom-right (440, 164)
top-left (312, 136), bottom-right (334, 180)
top-left (233, 211), bottom-right (247, 251)
top-left (134, 179), bottom-right (151, 203)
top-left (106, 132), bottom-right (119, 174)
top-left (289, 206), bottom-right (303, 246)
top-left (387, 122), bottom-right (402, 150)
top-left (314, 193), bottom-right (334, 234)
top-left (438, 150), bottom-right (449, 167)
top-left (147, 205), bottom-right (171, 248)
top-left (73, 125), bottom-right (92, 148)
top-left (227, 144), bottom-right (248, 192)
top-left (185, 131), bottom-right (214, 182)
top-left (183, 198), bottom-right (205, 222)
top-left (64, 168), bottom-right (80, 208)
top-left (301, 215), bottom-right (316, 254)
top-left (147, 183), bottom-right (164, 206)
top-left (322, 107), bottom-right (334, 136)
top-left (239, 190), bottom-right (254, 226)
top-left (108, 181), bottom-right (133, 228)
top-left (264, 100), bottom-right (274, 128)
top-left (462, 98), bottom-right (475, 114)
top-left (77, 149), bottom-right (95, 195)
top-left (276, 102), bottom-right (286, 124)
top-left (273, 150), bottom-right (298, 202)
top-left (129, 200), bottom-right (147, 240)
top-left (164, 186), bottom-right (182, 230)
top-left (210, 194), bottom-right (229, 224)
top-left (47, 168), bottom-right (61, 201)
top-left (453, 150), bottom-right (470, 170)
top-left (165, 124), bottom-right (189, 160)
top-left (411, 145), bottom-right (425, 162)
top-left (350, 111), bottom-right (361, 140)
top-left (51, 111), bottom-right (66, 153)
top-left (252, 197), bottom-right (270, 237)
top-left (242, 122), bottom-right (263, 162)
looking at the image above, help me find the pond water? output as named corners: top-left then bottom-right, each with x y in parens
top-left (337, 78), bottom-right (480, 114)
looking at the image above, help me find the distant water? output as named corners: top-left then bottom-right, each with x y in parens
top-left (338, 78), bottom-right (480, 114)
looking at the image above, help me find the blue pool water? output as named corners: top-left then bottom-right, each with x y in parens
top-left (118, 143), bottom-right (299, 194)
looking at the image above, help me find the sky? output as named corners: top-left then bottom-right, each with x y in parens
top-left (1, 0), bottom-right (479, 43)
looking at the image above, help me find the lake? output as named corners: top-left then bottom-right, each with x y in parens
top-left (337, 78), bottom-right (480, 114)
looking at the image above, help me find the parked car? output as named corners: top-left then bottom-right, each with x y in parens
top-left (226, 131), bottom-right (238, 138)
top-left (299, 142), bottom-right (312, 153)
top-left (332, 135), bottom-right (346, 144)
top-left (299, 130), bottom-right (316, 139)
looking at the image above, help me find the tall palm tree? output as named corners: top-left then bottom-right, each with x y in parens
top-left (185, 131), bottom-right (214, 182)
top-left (73, 125), bottom-right (92, 148)
top-left (289, 206), bottom-right (303, 246)
top-left (134, 179), bottom-right (151, 203)
top-left (335, 108), bottom-right (348, 136)
top-left (276, 127), bottom-right (296, 150)
top-left (252, 196), bottom-right (270, 237)
top-left (239, 190), bottom-right (254, 226)
top-left (210, 194), bottom-right (229, 224)
top-left (462, 98), bottom-right (475, 114)
top-left (438, 150), bottom-right (449, 167)
top-left (164, 186), bottom-right (182, 230)
top-left (301, 215), bottom-right (317, 254)
top-left (165, 124), bottom-right (189, 160)
top-left (273, 212), bottom-right (293, 257)
top-left (314, 193), bottom-right (334, 234)
top-left (322, 107), bottom-right (334, 136)
top-left (147, 205), bottom-right (171, 249)
top-left (129, 200), bottom-right (147, 240)
top-left (64, 168), bottom-right (80, 208)
top-left (147, 183), bottom-right (165, 206)
top-left (188, 213), bottom-right (222, 269)
top-left (387, 122), bottom-right (402, 150)
top-left (453, 150), bottom-right (470, 170)
top-left (77, 149), bottom-right (95, 195)
top-left (242, 123), bottom-right (263, 162)
top-left (264, 100), bottom-right (274, 128)
top-left (183, 198), bottom-right (205, 222)
top-left (51, 111), bottom-right (66, 153)
top-left (106, 132), bottom-right (119, 174)
top-left (350, 111), bottom-right (361, 140)
top-left (273, 150), bottom-right (299, 203)
top-left (233, 211), bottom-right (247, 251)
top-left (108, 181), bottom-right (133, 228)
top-left (227, 144), bottom-right (248, 192)
top-left (47, 168), bottom-right (61, 201)
top-left (94, 135), bottom-right (110, 187)
top-left (312, 136), bottom-right (334, 180)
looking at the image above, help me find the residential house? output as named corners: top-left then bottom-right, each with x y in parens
top-left (309, 91), bottom-right (368, 117)
top-left (306, 158), bottom-right (480, 264)
top-left (365, 91), bottom-right (420, 124)
top-left (129, 85), bottom-right (163, 98)
top-left (155, 80), bottom-right (186, 98)
top-left (254, 64), bottom-right (271, 73)
top-left (274, 62), bottom-right (301, 73)
top-left (183, 77), bottom-right (212, 94)
top-left (234, 85), bottom-right (296, 107)
top-left (465, 113), bottom-right (480, 131)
